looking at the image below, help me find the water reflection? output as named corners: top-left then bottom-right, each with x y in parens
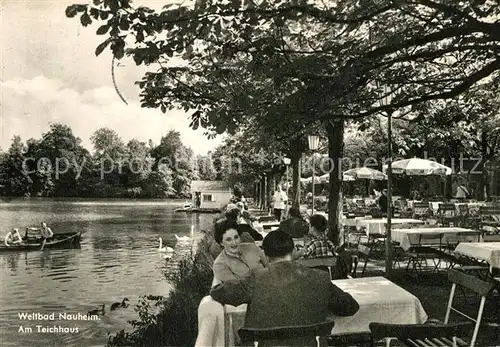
top-left (0, 199), bottom-right (214, 347)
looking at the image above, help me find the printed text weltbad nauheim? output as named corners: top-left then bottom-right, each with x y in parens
top-left (18, 312), bottom-right (100, 321)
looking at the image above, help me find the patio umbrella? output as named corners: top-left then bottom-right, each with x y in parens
top-left (300, 176), bottom-right (322, 184)
top-left (311, 173), bottom-right (357, 182)
top-left (387, 158), bottom-right (452, 175)
top-left (343, 167), bottom-right (387, 181)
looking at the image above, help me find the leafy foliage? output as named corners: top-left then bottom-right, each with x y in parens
top-left (66, 0), bottom-right (500, 238)
top-left (0, 124), bottom-right (212, 199)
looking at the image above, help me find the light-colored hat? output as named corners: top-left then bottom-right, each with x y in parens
top-left (226, 203), bottom-right (238, 211)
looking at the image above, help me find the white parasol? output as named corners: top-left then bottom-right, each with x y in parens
top-left (385, 158), bottom-right (453, 175)
top-left (343, 167), bottom-right (387, 181)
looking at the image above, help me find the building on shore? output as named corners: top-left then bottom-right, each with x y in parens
top-left (190, 180), bottom-right (232, 209)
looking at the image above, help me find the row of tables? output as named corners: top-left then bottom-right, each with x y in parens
top-left (254, 215), bottom-right (480, 250)
top-left (195, 211), bottom-right (500, 347)
top-left (212, 242), bottom-right (500, 347)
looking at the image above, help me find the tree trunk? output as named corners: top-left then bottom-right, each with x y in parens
top-left (478, 133), bottom-right (489, 200)
top-left (290, 139), bottom-right (302, 209)
top-left (326, 119), bottom-right (345, 245)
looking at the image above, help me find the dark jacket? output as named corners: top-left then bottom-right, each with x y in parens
top-left (378, 194), bottom-right (388, 212)
top-left (210, 261), bottom-right (359, 330)
top-left (279, 217), bottom-right (309, 239)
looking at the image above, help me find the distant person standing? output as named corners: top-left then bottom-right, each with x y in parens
top-left (455, 181), bottom-right (470, 200)
top-left (377, 189), bottom-right (388, 214)
top-left (195, 192), bottom-right (201, 208)
top-left (272, 185), bottom-right (288, 221)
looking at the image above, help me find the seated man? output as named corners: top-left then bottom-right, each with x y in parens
top-left (4, 228), bottom-right (23, 246)
top-left (294, 214), bottom-right (336, 259)
top-left (279, 207), bottom-right (309, 239)
top-left (39, 221), bottom-right (54, 240)
top-left (210, 230), bottom-right (359, 345)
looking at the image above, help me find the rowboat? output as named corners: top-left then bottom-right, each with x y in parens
top-left (0, 231), bottom-right (82, 252)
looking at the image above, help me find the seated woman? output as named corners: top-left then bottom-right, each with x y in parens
top-left (294, 214), bottom-right (335, 259)
top-left (4, 228), bottom-right (23, 246)
top-left (213, 219), bottom-right (268, 284)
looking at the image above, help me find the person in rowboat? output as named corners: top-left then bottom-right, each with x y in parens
top-left (39, 222), bottom-right (54, 241)
top-left (4, 228), bottom-right (24, 246)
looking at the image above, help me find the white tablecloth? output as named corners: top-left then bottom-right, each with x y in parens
top-left (408, 201), bottom-right (487, 215)
top-left (454, 242), bottom-right (500, 269)
top-left (330, 277), bottom-right (428, 334)
top-left (356, 218), bottom-right (425, 237)
top-left (392, 227), bottom-right (480, 251)
top-left (199, 277), bottom-right (428, 346)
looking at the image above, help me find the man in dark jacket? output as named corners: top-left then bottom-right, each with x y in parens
top-left (210, 230), bottom-right (359, 344)
top-left (279, 207), bottom-right (309, 238)
top-left (378, 189), bottom-right (388, 214)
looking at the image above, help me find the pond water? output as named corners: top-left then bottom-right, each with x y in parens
top-left (0, 199), bottom-right (215, 347)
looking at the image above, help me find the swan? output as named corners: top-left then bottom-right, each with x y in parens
top-left (110, 298), bottom-right (129, 311)
top-left (175, 234), bottom-right (191, 242)
top-left (158, 237), bottom-right (174, 253)
top-left (158, 237), bottom-right (167, 252)
top-left (87, 304), bottom-right (105, 316)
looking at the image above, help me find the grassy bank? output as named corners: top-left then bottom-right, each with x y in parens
top-left (107, 233), bottom-right (217, 347)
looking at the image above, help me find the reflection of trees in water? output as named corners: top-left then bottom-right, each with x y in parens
top-left (40, 250), bottom-right (53, 269)
top-left (39, 249), bottom-right (79, 270)
top-left (5, 252), bottom-right (22, 271)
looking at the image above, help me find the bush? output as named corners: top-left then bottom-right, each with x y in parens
top-left (107, 235), bottom-right (216, 347)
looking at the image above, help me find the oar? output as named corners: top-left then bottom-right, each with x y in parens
top-left (40, 238), bottom-right (47, 251)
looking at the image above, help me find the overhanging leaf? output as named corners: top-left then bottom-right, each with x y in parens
top-left (96, 25), bottom-right (109, 35)
top-left (65, 5), bottom-right (79, 18)
top-left (95, 39), bottom-right (111, 56)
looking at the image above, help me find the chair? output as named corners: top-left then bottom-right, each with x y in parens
top-left (297, 257), bottom-right (337, 280)
top-left (437, 203), bottom-right (459, 227)
top-left (457, 204), bottom-right (470, 217)
top-left (406, 233), bottom-right (445, 273)
top-left (351, 244), bottom-right (371, 278)
top-left (369, 321), bottom-right (473, 347)
top-left (326, 332), bottom-right (373, 347)
top-left (238, 319), bottom-right (335, 347)
top-left (444, 269), bottom-right (497, 347)
top-left (478, 206), bottom-right (500, 241)
top-left (413, 202), bottom-right (431, 220)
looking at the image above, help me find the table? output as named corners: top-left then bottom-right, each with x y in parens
top-left (330, 277), bottom-right (428, 334)
top-left (212, 277), bottom-right (427, 346)
top-left (454, 242), bottom-right (500, 269)
top-left (253, 221), bottom-right (280, 234)
top-left (392, 227), bottom-right (480, 251)
top-left (356, 218), bottom-right (425, 237)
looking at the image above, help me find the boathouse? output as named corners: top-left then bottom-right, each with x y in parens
top-left (190, 180), bottom-right (232, 209)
